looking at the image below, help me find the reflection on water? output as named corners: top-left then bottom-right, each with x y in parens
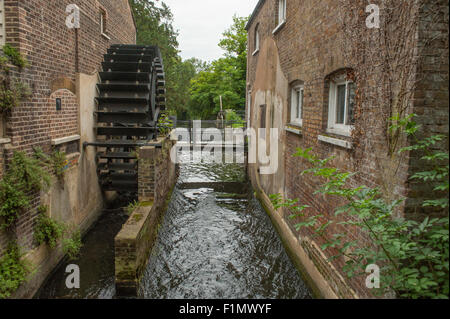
top-left (36, 152), bottom-right (312, 299)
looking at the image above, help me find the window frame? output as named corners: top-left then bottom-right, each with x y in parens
top-left (290, 85), bottom-right (304, 127)
top-left (99, 7), bottom-right (110, 40)
top-left (273, 0), bottom-right (287, 34)
top-left (252, 25), bottom-right (260, 55)
top-left (327, 77), bottom-right (355, 137)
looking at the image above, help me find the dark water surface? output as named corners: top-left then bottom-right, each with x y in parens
top-left (37, 152), bottom-right (312, 299)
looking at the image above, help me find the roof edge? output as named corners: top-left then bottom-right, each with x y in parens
top-left (245, 0), bottom-right (266, 31)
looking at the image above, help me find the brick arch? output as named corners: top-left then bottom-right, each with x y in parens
top-left (50, 77), bottom-right (77, 95)
top-left (47, 89), bottom-right (79, 141)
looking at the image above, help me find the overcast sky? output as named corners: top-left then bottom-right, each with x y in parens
top-left (161, 0), bottom-right (260, 62)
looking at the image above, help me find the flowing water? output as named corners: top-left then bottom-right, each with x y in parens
top-left (36, 152), bottom-right (312, 299)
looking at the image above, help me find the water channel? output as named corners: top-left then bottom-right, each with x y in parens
top-left (36, 152), bottom-right (312, 299)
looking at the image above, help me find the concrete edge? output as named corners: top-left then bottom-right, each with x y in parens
top-left (254, 187), bottom-right (342, 299)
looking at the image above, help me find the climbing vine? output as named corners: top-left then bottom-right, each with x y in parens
top-left (0, 150), bottom-right (51, 230)
top-left (1, 44), bottom-right (31, 113)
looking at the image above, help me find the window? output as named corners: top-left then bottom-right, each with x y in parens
top-left (277, 0), bottom-right (286, 26)
top-left (327, 75), bottom-right (356, 136)
top-left (247, 90), bottom-right (252, 128)
top-left (99, 7), bottom-right (109, 39)
top-left (290, 85), bottom-right (304, 126)
top-left (253, 25), bottom-right (260, 55)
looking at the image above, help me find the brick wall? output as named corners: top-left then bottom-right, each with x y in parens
top-left (246, 0), bottom-right (449, 298)
top-left (0, 0), bottom-right (136, 255)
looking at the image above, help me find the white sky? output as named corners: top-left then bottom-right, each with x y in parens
top-left (160, 0), bottom-right (260, 62)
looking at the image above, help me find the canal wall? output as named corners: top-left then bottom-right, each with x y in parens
top-left (115, 136), bottom-right (178, 297)
top-left (250, 159), bottom-right (359, 299)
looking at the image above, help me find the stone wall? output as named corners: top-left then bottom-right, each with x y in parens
top-left (245, 0), bottom-right (449, 298)
top-left (115, 137), bottom-right (178, 297)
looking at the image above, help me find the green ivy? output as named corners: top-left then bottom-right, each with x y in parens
top-left (0, 243), bottom-right (29, 299)
top-left (271, 116), bottom-right (449, 299)
top-left (62, 230), bottom-right (82, 261)
top-left (34, 206), bottom-right (65, 249)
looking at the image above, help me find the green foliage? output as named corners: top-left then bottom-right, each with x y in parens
top-left (7, 151), bottom-right (51, 192)
top-left (0, 150), bottom-right (51, 229)
top-left (0, 179), bottom-right (30, 230)
top-left (188, 16), bottom-right (249, 119)
top-left (1, 44), bottom-right (31, 112)
top-left (157, 112), bottom-right (174, 136)
top-left (50, 150), bottom-right (67, 182)
top-left (62, 230), bottom-right (82, 261)
top-left (34, 206), bottom-right (65, 249)
top-left (126, 200), bottom-right (141, 216)
top-left (271, 116), bottom-right (449, 299)
top-left (0, 243), bottom-right (29, 299)
top-left (129, 1), bottom-right (200, 119)
top-left (225, 110), bottom-right (245, 128)
top-left (2, 44), bottom-right (28, 68)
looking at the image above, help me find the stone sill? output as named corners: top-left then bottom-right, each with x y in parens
top-left (101, 33), bottom-right (111, 40)
top-left (51, 134), bottom-right (81, 146)
top-left (272, 20), bottom-right (286, 35)
top-left (285, 125), bottom-right (302, 136)
top-left (0, 137), bottom-right (11, 145)
top-left (318, 135), bottom-right (352, 149)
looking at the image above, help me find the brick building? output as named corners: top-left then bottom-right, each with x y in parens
top-left (0, 0), bottom-right (136, 297)
top-left (245, 0), bottom-right (449, 298)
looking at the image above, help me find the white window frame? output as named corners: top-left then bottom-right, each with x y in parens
top-left (290, 85), bottom-right (304, 127)
top-left (100, 8), bottom-right (110, 40)
top-left (247, 90), bottom-right (252, 129)
top-left (327, 77), bottom-right (355, 137)
top-left (273, 0), bottom-right (287, 33)
top-left (252, 27), bottom-right (260, 56)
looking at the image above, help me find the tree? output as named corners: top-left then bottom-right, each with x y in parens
top-left (129, 0), bottom-right (200, 118)
top-left (188, 15), bottom-right (249, 119)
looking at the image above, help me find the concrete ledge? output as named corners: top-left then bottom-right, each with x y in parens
top-left (115, 202), bottom-right (158, 297)
top-left (318, 135), bottom-right (352, 149)
top-left (285, 126), bottom-right (302, 136)
top-left (51, 134), bottom-right (81, 146)
top-left (0, 137), bottom-right (11, 145)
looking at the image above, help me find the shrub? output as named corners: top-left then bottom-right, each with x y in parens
top-left (0, 243), bottom-right (29, 299)
top-left (62, 230), bottom-right (82, 261)
top-left (2, 44), bottom-right (28, 68)
top-left (34, 206), bottom-right (65, 249)
top-left (271, 116), bottom-right (449, 299)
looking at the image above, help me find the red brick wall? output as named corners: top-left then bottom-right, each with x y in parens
top-left (246, 0), bottom-right (449, 297)
top-left (0, 0), bottom-right (136, 254)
